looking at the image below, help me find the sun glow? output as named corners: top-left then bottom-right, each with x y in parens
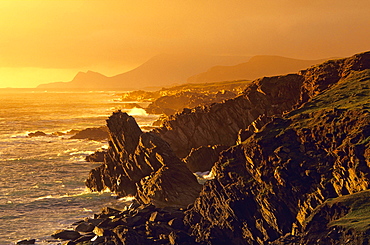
top-left (0, 67), bottom-right (78, 88)
top-left (0, 0), bottom-right (369, 88)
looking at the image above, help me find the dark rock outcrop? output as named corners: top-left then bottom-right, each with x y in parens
top-left (136, 164), bottom-right (202, 208)
top-left (184, 145), bottom-right (228, 172)
top-left (85, 111), bottom-right (201, 207)
top-left (184, 107), bottom-right (370, 244)
top-left (183, 63), bottom-right (370, 244)
top-left (53, 202), bottom-right (198, 245)
top-left (85, 149), bottom-right (107, 162)
top-left (70, 126), bottom-right (108, 141)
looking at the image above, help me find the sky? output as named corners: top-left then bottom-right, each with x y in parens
top-left (1, 0), bottom-right (370, 88)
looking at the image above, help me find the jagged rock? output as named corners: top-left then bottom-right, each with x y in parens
top-left (82, 51), bottom-right (370, 244)
top-left (70, 126), bottom-right (108, 141)
top-left (183, 145), bottom-right (228, 172)
top-left (153, 52), bottom-right (370, 160)
top-left (136, 164), bottom-right (202, 208)
top-left (236, 114), bottom-right (272, 144)
top-left (153, 73), bottom-right (305, 158)
top-left (113, 226), bottom-right (149, 245)
top-left (86, 111), bottom-right (201, 207)
top-left (184, 64), bottom-right (370, 244)
top-left (57, 202), bottom-right (196, 245)
top-left (85, 149), bottom-right (106, 162)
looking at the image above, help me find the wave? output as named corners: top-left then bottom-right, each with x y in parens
top-left (33, 188), bottom-right (111, 201)
top-left (127, 107), bottom-right (148, 116)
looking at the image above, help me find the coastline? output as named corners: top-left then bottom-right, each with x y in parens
top-left (12, 51), bottom-right (370, 244)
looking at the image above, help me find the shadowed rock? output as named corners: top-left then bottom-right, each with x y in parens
top-left (86, 111), bottom-right (201, 207)
top-left (70, 126), bottom-right (108, 141)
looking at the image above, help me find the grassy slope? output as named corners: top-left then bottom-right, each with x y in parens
top-left (327, 190), bottom-right (370, 231)
top-left (289, 69), bottom-right (370, 117)
top-left (293, 69), bottom-right (370, 231)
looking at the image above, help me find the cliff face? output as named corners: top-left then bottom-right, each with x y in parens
top-left (85, 51), bottom-right (370, 244)
top-left (153, 73), bottom-right (304, 158)
top-left (154, 52), bottom-right (370, 159)
top-left (184, 67), bottom-right (370, 244)
top-left (85, 112), bottom-right (201, 207)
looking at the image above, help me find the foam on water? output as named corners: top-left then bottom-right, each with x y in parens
top-left (0, 90), bottom-right (158, 244)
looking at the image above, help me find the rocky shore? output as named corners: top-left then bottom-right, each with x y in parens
top-left (28, 126), bottom-right (109, 141)
top-left (19, 51), bottom-right (370, 244)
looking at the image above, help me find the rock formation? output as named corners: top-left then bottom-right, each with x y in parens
top-left (153, 52), bottom-right (370, 160)
top-left (85, 111), bottom-right (201, 208)
top-left (183, 145), bottom-right (228, 173)
top-left (183, 66), bottom-right (370, 243)
top-left (81, 51), bottom-right (370, 244)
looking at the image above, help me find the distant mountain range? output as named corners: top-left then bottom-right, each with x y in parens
top-left (187, 55), bottom-right (327, 83)
top-left (37, 54), bottom-right (327, 90)
top-left (37, 54), bottom-right (249, 90)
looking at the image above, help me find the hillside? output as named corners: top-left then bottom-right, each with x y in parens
top-left (187, 55), bottom-right (327, 83)
top-left (36, 54), bottom-right (249, 90)
top-left (81, 51), bottom-right (370, 244)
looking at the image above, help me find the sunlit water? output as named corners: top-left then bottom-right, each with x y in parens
top-left (0, 90), bottom-right (158, 244)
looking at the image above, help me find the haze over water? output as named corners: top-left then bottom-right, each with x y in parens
top-left (0, 90), bottom-right (157, 244)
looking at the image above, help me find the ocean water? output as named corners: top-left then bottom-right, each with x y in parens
top-left (0, 90), bottom-right (158, 244)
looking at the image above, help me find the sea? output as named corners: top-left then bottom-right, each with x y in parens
top-left (0, 89), bottom-right (159, 244)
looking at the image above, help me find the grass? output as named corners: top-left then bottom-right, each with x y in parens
top-left (287, 69), bottom-right (370, 128)
top-left (328, 190), bottom-right (370, 231)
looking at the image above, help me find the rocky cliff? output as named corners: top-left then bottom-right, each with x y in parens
top-left (153, 52), bottom-right (370, 160)
top-left (85, 112), bottom-right (201, 208)
top-left (184, 67), bottom-right (370, 244)
top-left (83, 51), bottom-right (370, 244)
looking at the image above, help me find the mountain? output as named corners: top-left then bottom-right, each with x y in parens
top-left (37, 54), bottom-right (249, 90)
top-left (187, 55), bottom-right (328, 83)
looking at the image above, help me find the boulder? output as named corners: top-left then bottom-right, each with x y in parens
top-left (51, 230), bottom-right (81, 240)
top-left (136, 164), bottom-right (202, 208)
top-left (74, 221), bottom-right (95, 232)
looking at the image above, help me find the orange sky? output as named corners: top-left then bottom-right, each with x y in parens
top-left (1, 0), bottom-right (370, 88)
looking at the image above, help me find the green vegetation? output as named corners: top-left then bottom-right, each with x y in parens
top-left (328, 190), bottom-right (370, 231)
top-left (287, 69), bottom-right (370, 128)
top-left (290, 69), bottom-right (370, 116)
